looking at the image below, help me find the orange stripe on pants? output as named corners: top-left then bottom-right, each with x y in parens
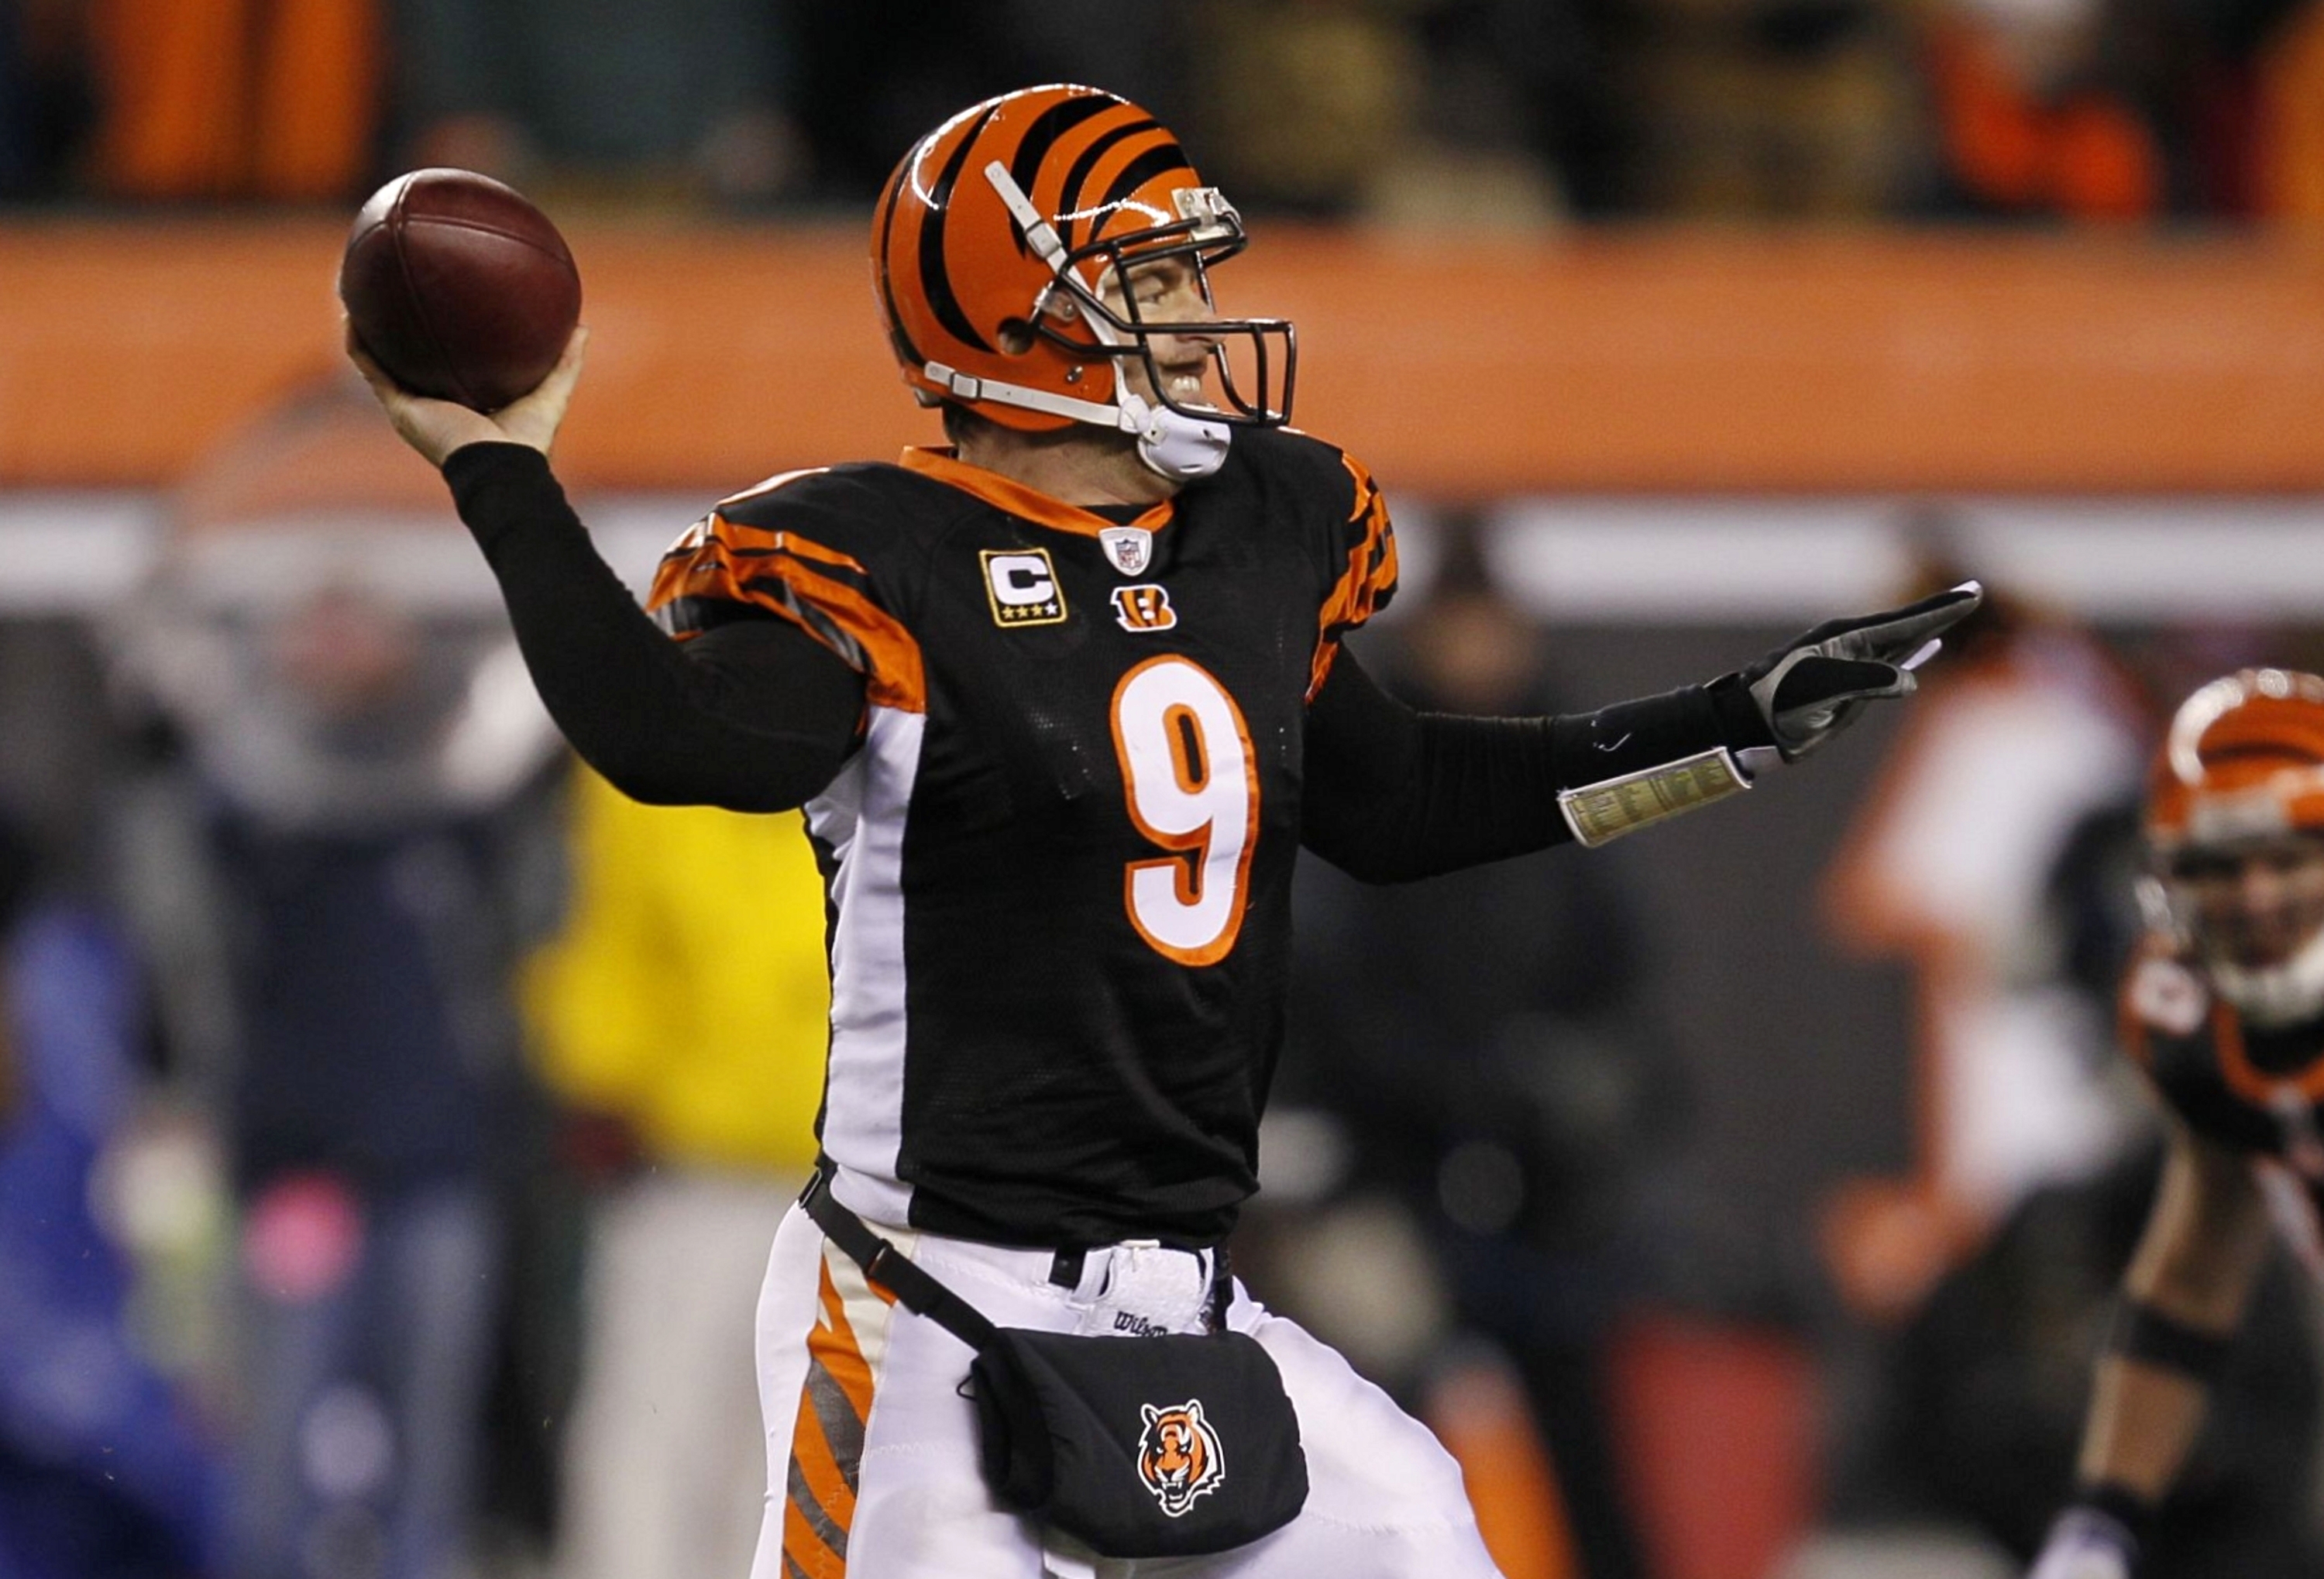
top-left (781, 1260), bottom-right (879, 1577)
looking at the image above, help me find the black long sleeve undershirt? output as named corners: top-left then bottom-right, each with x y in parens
top-left (1300, 649), bottom-right (1772, 883)
top-left (444, 442), bottom-right (865, 810)
top-left (444, 441), bottom-right (1772, 861)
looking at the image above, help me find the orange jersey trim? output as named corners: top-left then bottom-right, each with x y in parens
top-left (899, 446), bottom-right (1176, 540)
top-left (2117, 938), bottom-right (2324, 1105)
top-left (1309, 450), bottom-right (1398, 699)
top-left (648, 515), bottom-right (927, 715)
top-left (2213, 999), bottom-right (2324, 1108)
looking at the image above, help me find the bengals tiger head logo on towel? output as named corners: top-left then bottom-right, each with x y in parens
top-left (1137, 1398), bottom-right (1225, 1516)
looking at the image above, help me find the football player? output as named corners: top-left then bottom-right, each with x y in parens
top-left (2030, 669), bottom-right (2324, 1579)
top-left (352, 84), bottom-right (1978, 1579)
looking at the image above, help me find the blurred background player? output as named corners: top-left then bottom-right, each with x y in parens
top-left (1819, 555), bottom-right (2152, 1325)
top-left (110, 373), bottom-right (568, 1579)
top-left (2027, 668), bottom-right (2324, 1579)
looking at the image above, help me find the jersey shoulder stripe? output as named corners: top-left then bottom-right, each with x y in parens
top-left (646, 466), bottom-right (930, 713)
top-left (1322, 447), bottom-right (1396, 618)
top-left (1295, 439), bottom-right (1397, 697)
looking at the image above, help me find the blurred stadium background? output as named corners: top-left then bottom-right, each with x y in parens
top-left (3, 3), bottom-right (2324, 1578)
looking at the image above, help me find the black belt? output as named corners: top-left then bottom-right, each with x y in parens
top-left (797, 1168), bottom-right (1232, 1336)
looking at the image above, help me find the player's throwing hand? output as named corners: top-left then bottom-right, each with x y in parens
top-left (346, 318), bottom-right (588, 468)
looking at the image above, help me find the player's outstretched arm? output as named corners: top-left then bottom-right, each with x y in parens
top-left (1546, 580), bottom-right (1984, 848)
top-left (2029, 1127), bottom-right (2271, 1579)
top-left (1301, 583), bottom-right (1983, 880)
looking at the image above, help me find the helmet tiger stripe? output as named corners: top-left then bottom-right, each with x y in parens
top-left (871, 84), bottom-right (1294, 448)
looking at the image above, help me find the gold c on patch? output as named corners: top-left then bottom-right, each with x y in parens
top-left (982, 548), bottom-right (1069, 627)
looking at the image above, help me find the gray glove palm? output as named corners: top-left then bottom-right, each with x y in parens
top-left (1742, 580), bottom-right (1983, 761)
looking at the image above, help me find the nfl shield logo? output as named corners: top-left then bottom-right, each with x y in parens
top-left (1098, 526), bottom-right (1153, 576)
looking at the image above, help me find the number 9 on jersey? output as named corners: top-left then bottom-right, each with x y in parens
top-left (1111, 656), bottom-right (1259, 966)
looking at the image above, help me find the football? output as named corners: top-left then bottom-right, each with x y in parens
top-left (339, 168), bottom-right (581, 412)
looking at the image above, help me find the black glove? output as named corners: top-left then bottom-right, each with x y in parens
top-left (1738, 580), bottom-right (1983, 762)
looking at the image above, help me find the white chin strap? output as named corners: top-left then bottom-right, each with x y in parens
top-left (1119, 391), bottom-right (1231, 481)
top-left (2208, 927), bottom-right (2324, 1027)
top-left (919, 363), bottom-right (1232, 481)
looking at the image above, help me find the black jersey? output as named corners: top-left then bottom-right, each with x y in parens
top-left (645, 428), bottom-right (1397, 1248)
top-left (2122, 942), bottom-right (2324, 1280)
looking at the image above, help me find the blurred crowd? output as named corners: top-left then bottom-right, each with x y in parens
top-left (0, 379), bottom-right (837, 1579)
top-left (5, 0), bottom-right (2324, 225)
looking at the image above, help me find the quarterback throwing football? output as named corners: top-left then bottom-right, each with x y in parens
top-left (354, 84), bottom-right (1978, 1579)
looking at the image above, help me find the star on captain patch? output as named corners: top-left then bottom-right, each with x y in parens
top-left (1098, 525), bottom-right (1153, 577)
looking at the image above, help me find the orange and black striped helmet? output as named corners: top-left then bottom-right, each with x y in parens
top-left (870, 84), bottom-right (1294, 438)
top-left (2144, 668), bottom-right (2324, 1023)
top-left (2147, 669), bottom-right (2324, 854)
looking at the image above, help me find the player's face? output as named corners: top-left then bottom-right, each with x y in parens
top-left (2168, 834), bottom-right (2324, 970)
top-left (1097, 255), bottom-right (1219, 409)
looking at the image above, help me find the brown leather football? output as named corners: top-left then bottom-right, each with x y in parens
top-left (339, 168), bottom-right (582, 412)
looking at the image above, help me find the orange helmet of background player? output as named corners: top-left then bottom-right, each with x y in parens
top-left (870, 84), bottom-right (1294, 462)
top-left (2143, 668), bottom-right (2324, 1026)
top-left (2145, 669), bottom-right (2324, 852)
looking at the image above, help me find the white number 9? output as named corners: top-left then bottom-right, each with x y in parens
top-left (1110, 655), bottom-right (1258, 965)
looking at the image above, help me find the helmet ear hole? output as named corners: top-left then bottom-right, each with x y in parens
top-left (997, 317), bottom-right (1037, 356)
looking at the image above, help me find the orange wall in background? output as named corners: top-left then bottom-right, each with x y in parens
top-left (4, 219), bottom-right (2322, 495)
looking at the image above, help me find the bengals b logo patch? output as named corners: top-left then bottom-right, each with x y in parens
top-left (1111, 584), bottom-right (1177, 632)
top-left (1137, 1398), bottom-right (1225, 1516)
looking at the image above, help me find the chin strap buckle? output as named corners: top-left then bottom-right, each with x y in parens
top-left (924, 362), bottom-right (983, 401)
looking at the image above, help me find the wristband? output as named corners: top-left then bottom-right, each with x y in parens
top-left (1556, 747), bottom-right (1751, 848)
